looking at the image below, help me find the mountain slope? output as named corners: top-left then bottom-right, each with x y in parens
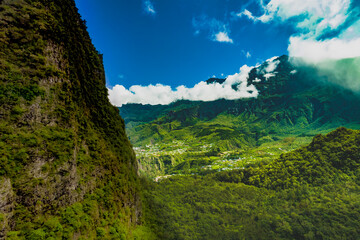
top-left (0, 0), bottom-right (140, 238)
top-left (120, 56), bottom-right (360, 177)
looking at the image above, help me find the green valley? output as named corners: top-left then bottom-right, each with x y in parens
top-left (118, 56), bottom-right (360, 239)
top-left (141, 128), bottom-right (360, 239)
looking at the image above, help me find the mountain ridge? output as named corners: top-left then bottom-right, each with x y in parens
top-left (120, 55), bottom-right (360, 177)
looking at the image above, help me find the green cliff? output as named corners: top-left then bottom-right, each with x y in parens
top-left (0, 0), bottom-right (141, 238)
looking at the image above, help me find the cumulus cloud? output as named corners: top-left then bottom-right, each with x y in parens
top-left (214, 31), bottom-right (233, 43)
top-left (236, 0), bottom-right (360, 90)
top-left (280, 0), bottom-right (360, 64)
top-left (236, 0), bottom-right (360, 62)
top-left (192, 15), bottom-right (234, 44)
top-left (238, 0), bottom-right (351, 34)
top-left (108, 65), bottom-right (258, 106)
top-left (288, 36), bottom-right (360, 63)
top-left (143, 0), bottom-right (156, 15)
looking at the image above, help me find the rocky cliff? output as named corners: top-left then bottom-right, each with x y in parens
top-left (0, 0), bottom-right (140, 238)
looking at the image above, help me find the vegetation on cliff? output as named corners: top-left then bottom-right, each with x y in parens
top-left (0, 0), bottom-right (143, 238)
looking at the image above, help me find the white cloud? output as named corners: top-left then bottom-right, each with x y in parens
top-left (238, 9), bottom-right (256, 20)
top-left (237, 9), bottom-right (272, 23)
top-left (256, 57), bottom-right (279, 80)
top-left (265, 56), bottom-right (279, 62)
top-left (214, 31), bottom-right (233, 43)
top-left (265, 59), bottom-right (280, 72)
top-left (108, 65), bottom-right (258, 106)
top-left (251, 0), bottom-right (351, 34)
top-left (109, 84), bottom-right (176, 106)
top-left (264, 73), bottom-right (276, 80)
top-left (257, 57), bottom-right (279, 77)
top-left (237, 0), bottom-right (360, 64)
top-left (288, 36), bottom-right (360, 63)
top-left (143, 0), bottom-right (156, 15)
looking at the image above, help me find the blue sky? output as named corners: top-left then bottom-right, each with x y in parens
top-left (74, 0), bottom-right (294, 88)
top-left (74, 0), bottom-right (360, 106)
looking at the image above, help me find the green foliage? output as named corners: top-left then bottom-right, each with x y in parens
top-left (243, 128), bottom-right (360, 189)
top-left (0, 0), bottom-right (140, 238)
top-left (142, 128), bottom-right (360, 239)
top-left (27, 229), bottom-right (46, 240)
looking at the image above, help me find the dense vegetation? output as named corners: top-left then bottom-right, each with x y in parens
top-left (0, 0), bottom-right (143, 238)
top-left (143, 128), bottom-right (360, 239)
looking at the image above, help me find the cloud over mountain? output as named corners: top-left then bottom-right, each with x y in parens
top-left (288, 36), bottom-right (360, 63)
top-left (237, 0), bottom-right (360, 60)
top-left (108, 62), bottom-right (266, 106)
top-left (108, 1), bottom-right (360, 106)
top-left (236, 0), bottom-right (360, 91)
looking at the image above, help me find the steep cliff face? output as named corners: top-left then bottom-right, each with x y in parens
top-left (0, 0), bottom-right (140, 238)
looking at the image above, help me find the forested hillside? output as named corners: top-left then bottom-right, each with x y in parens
top-left (0, 0), bottom-right (143, 238)
top-left (143, 128), bottom-right (360, 239)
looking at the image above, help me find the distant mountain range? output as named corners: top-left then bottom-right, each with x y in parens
top-left (120, 55), bottom-right (360, 148)
top-left (119, 55), bottom-right (360, 177)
